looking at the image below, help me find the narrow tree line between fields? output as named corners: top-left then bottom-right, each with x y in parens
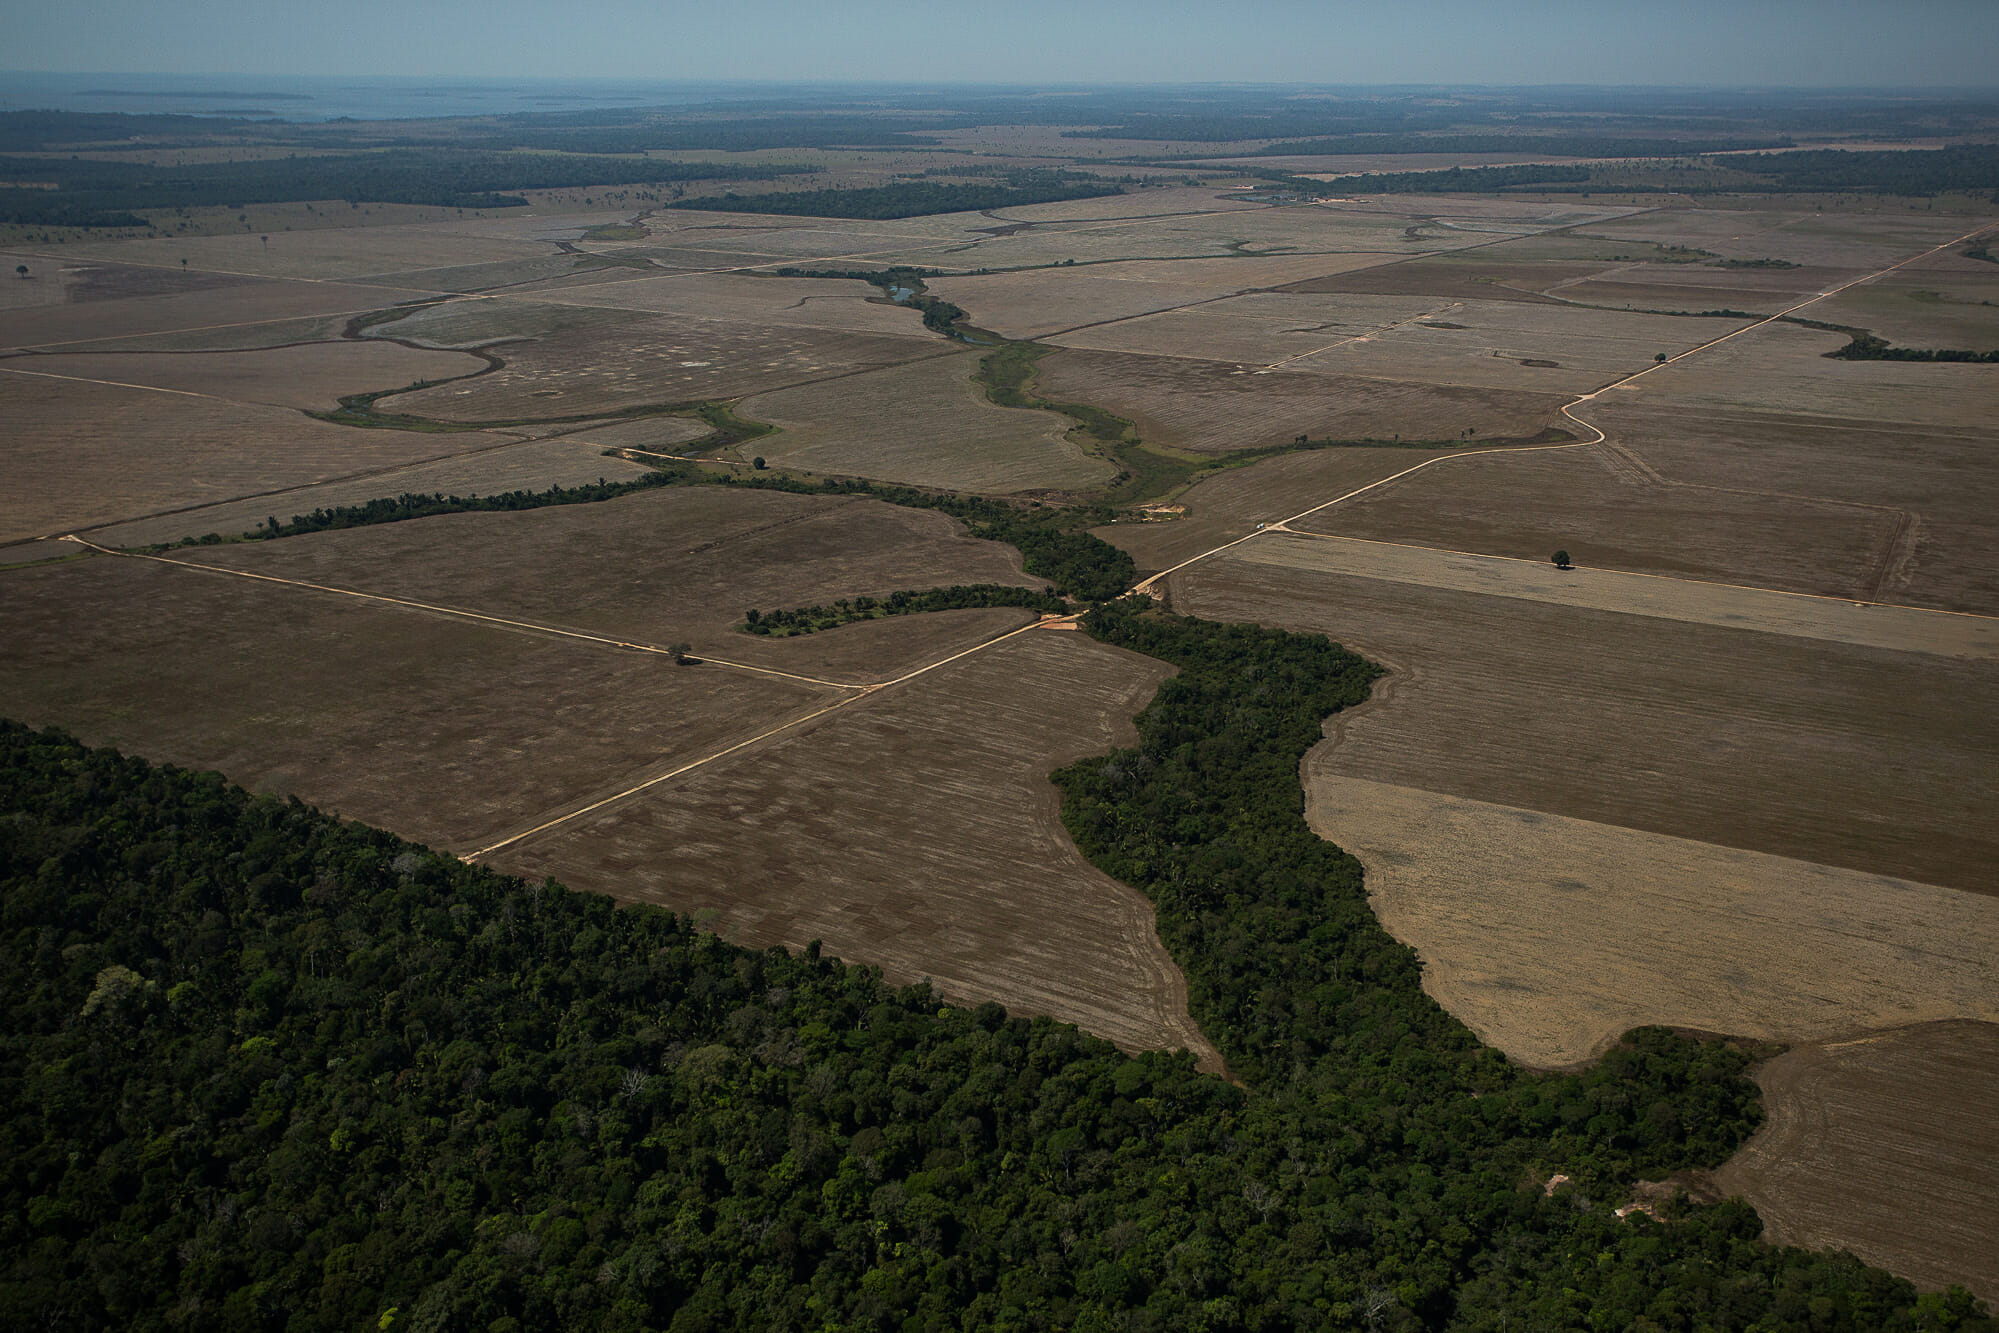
top-left (743, 585), bottom-right (1067, 637)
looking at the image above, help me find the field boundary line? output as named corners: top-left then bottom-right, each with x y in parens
top-left (1246, 528), bottom-right (1999, 627)
top-left (59, 537), bottom-right (863, 691)
top-left (1134, 217), bottom-right (1997, 598)
top-left (0, 361), bottom-right (227, 402)
top-left (462, 614), bottom-right (1053, 860)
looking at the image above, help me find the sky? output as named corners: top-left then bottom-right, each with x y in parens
top-left (4, 0), bottom-right (1996, 88)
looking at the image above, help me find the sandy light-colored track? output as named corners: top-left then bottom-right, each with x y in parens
top-left (1225, 531), bottom-right (1999, 657)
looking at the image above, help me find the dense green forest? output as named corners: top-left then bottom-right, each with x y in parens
top-left (4, 682), bottom-right (1988, 1330)
top-left (0, 150), bottom-right (807, 227)
top-left (1325, 145), bottom-right (1999, 199)
top-left (665, 178), bottom-right (1123, 221)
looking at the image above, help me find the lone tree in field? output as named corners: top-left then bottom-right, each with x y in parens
top-left (667, 641), bottom-right (694, 665)
top-left (1552, 549), bottom-right (1573, 570)
top-left (752, 456), bottom-right (768, 470)
top-left (14, 264), bottom-right (26, 279)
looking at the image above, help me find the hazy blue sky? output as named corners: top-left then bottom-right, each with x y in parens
top-left (7, 0), bottom-right (1995, 87)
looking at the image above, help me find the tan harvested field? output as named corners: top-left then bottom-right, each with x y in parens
top-left (739, 351), bottom-right (1113, 492)
top-left (1712, 1022), bottom-right (1999, 1302)
top-left (1810, 263), bottom-right (1999, 348)
top-left (0, 555), bottom-right (830, 852)
top-left (0, 252), bottom-right (252, 308)
top-left (1298, 447), bottom-right (1909, 602)
top-left (1579, 207), bottom-right (1984, 271)
top-left (9, 340), bottom-right (483, 410)
top-left (0, 373), bottom-right (514, 543)
top-left (1050, 290), bottom-right (1456, 366)
top-left (561, 414), bottom-right (715, 453)
top-left (33, 312), bottom-right (359, 353)
top-left (1284, 257), bottom-right (1609, 304)
top-left (1613, 319), bottom-right (1999, 429)
top-left (522, 271), bottom-right (938, 338)
top-left (928, 253), bottom-right (1403, 340)
top-left (1098, 447), bottom-right (1457, 574)
top-left (0, 275), bottom-right (429, 349)
top-left (492, 629), bottom-right (1221, 1065)
top-left (93, 436), bottom-right (659, 547)
top-left (1169, 547), bottom-right (1999, 891)
top-left (380, 315), bottom-right (939, 421)
top-left (1584, 400), bottom-right (1999, 615)
top-left (1231, 533), bottom-right (1999, 658)
top-left (189, 486), bottom-right (1046, 682)
top-left (1034, 348), bottom-right (1568, 452)
top-left (1308, 776), bottom-right (1999, 1068)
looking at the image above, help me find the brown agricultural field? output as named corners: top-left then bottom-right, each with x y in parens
top-left (1585, 400), bottom-right (1999, 615)
top-left (928, 253), bottom-right (1402, 341)
top-left (1711, 1022), bottom-right (1999, 1302)
top-left (0, 274), bottom-right (430, 349)
top-left (24, 222), bottom-right (557, 283)
top-left (737, 351), bottom-right (1114, 492)
top-left (1298, 444), bottom-right (1907, 601)
top-left (1306, 775), bottom-right (1999, 1070)
top-left (522, 270), bottom-right (939, 338)
top-left (1167, 540), bottom-right (1999, 892)
top-left (1032, 347), bottom-right (1568, 453)
top-left (0, 373), bottom-right (518, 543)
top-left (378, 313), bottom-right (938, 421)
top-left (0, 554), bottom-right (832, 852)
top-left (91, 436), bottom-right (661, 547)
top-left (185, 485), bottom-right (1048, 683)
top-left (490, 628), bottom-right (1222, 1066)
top-left (9, 340), bottom-right (483, 411)
top-left (1098, 446), bottom-right (1459, 575)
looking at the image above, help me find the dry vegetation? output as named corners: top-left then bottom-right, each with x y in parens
top-left (1711, 1022), bottom-right (1999, 1303)
top-left (11, 340), bottom-right (481, 410)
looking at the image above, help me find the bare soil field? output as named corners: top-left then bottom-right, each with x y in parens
top-left (928, 253), bottom-right (1402, 341)
top-left (379, 316), bottom-right (939, 422)
top-left (0, 373), bottom-right (513, 543)
top-left (1298, 448), bottom-right (1907, 602)
top-left (92, 436), bottom-right (659, 547)
top-left (1613, 319), bottom-right (1999, 430)
top-left (10, 340), bottom-right (483, 411)
top-left (24, 223), bottom-right (555, 283)
top-left (1579, 208), bottom-right (1982, 271)
top-left (31, 312), bottom-right (359, 353)
top-left (190, 486), bottom-right (1046, 683)
top-left (1232, 534), bottom-right (1999, 659)
top-left (1170, 550), bottom-right (1999, 891)
top-left (0, 276), bottom-right (429, 349)
top-left (1098, 447), bottom-right (1458, 575)
top-left (492, 629), bottom-right (1221, 1065)
top-left (1307, 775), bottom-right (1999, 1069)
top-left (1283, 257), bottom-right (1609, 304)
top-left (1711, 1022), bottom-right (1999, 1302)
top-left (739, 351), bottom-right (1114, 492)
top-left (1811, 264), bottom-right (1999, 348)
top-left (1585, 400), bottom-right (1999, 615)
top-left (561, 414), bottom-right (716, 453)
top-left (1049, 290), bottom-right (1455, 367)
top-left (0, 252), bottom-right (253, 309)
top-left (522, 271), bottom-right (937, 338)
top-left (1033, 347), bottom-right (1568, 452)
top-left (0, 555), bottom-right (830, 852)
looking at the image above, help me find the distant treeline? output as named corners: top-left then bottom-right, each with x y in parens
top-left (0, 149), bottom-right (809, 226)
top-left (1828, 333), bottom-right (1999, 363)
top-left (771, 265), bottom-right (972, 337)
top-left (1318, 145), bottom-right (1999, 198)
top-left (1249, 133), bottom-right (1794, 158)
top-left (666, 176), bottom-right (1123, 221)
top-left (1720, 144), bottom-right (1999, 195)
top-left (1326, 163), bottom-right (1596, 194)
top-left (742, 584), bottom-right (1066, 636)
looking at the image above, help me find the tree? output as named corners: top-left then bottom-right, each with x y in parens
top-left (1552, 549), bottom-right (1573, 570)
top-left (13, 264), bottom-right (25, 279)
top-left (667, 641), bottom-right (694, 664)
top-left (752, 456), bottom-right (768, 470)
top-left (1654, 352), bottom-right (1669, 362)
